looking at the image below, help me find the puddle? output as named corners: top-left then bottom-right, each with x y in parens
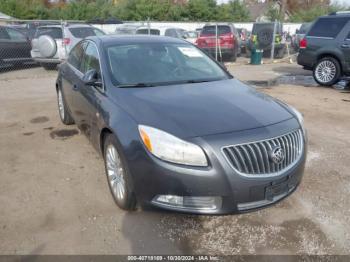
top-left (277, 75), bottom-right (318, 87)
top-left (23, 132), bottom-right (34, 136)
top-left (248, 75), bottom-right (350, 89)
top-left (50, 129), bottom-right (79, 140)
top-left (30, 116), bottom-right (49, 124)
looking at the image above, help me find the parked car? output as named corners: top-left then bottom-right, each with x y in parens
top-left (237, 28), bottom-right (250, 53)
top-left (115, 24), bottom-right (142, 35)
top-left (247, 22), bottom-right (286, 59)
top-left (292, 23), bottom-right (312, 52)
top-left (0, 26), bottom-right (33, 68)
top-left (297, 13), bottom-right (350, 86)
top-left (184, 30), bottom-right (199, 44)
top-left (31, 24), bottom-right (105, 70)
top-left (56, 35), bottom-right (307, 214)
top-left (135, 26), bottom-right (187, 39)
top-left (196, 24), bottom-right (240, 61)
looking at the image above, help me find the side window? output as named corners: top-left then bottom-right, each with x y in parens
top-left (308, 17), bottom-right (349, 38)
top-left (80, 42), bottom-right (101, 77)
top-left (93, 28), bottom-right (105, 36)
top-left (6, 28), bottom-right (26, 41)
top-left (0, 28), bottom-right (10, 40)
top-left (68, 42), bottom-right (86, 70)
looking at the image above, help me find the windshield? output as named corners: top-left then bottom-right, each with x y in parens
top-left (136, 29), bottom-right (160, 35)
top-left (69, 27), bottom-right (105, 38)
top-left (201, 25), bottom-right (231, 36)
top-left (107, 42), bottom-right (230, 87)
top-left (35, 27), bottom-right (62, 39)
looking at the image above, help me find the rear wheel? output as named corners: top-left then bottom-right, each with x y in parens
top-left (313, 57), bottom-right (341, 86)
top-left (231, 49), bottom-right (237, 62)
top-left (57, 88), bottom-right (74, 125)
top-left (104, 134), bottom-right (137, 211)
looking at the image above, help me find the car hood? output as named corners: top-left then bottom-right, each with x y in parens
top-left (112, 79), bottom-right (293, 138)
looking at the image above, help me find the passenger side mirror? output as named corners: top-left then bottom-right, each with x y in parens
top-left (83, 69), bottom-right (102, 88)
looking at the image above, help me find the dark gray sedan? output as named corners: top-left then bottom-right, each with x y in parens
top-left (56, 35), bottom-right (307, 214)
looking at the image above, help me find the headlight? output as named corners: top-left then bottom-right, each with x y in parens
top-left (289, 105), bottom-right (304, 126)
top-left (138, 125), bottom-right (208, 167)
top-left (288, 105), bottom-right (307, 138)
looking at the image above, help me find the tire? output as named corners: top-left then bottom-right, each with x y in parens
top-left (57, 87), bottom-right (75, 125)
top-left (313, 57), bottom-right (341, 86)
top-left (232, 51), bottom-right (237, 62)
top-left (38, 35), bottom-right (57, 58)
top-left (41, 63), bottom-right (57, 70)
top-left (104, 134), bottom-right (137, 211)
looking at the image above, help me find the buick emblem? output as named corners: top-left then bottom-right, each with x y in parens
top-left (270, 146), bottom-right (285, 164)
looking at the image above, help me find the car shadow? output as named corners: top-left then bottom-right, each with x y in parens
top-left (0, 63), bottom-right (40, 74)
top-left (121, 206), bottom-right (204, 255)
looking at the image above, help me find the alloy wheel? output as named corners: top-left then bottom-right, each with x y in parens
top-left (315, 60), bottom-right (337, 84)
top-left (105, 144), bottom-right (126, 202)
top-left (58, 89), bottom-right (65, 120)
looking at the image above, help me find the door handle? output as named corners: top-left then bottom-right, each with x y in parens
top-left (73, 84), bottom-right (79, 91)
top-left (341, 44), bottom-right (350, 49)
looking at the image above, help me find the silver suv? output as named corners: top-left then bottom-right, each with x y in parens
top-left (31, 24), bottom-right (104, 70)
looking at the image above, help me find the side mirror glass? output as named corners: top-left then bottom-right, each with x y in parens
top-left (83, 69), bottom-right (102, 87)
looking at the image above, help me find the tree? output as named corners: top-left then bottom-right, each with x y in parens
top-left (289, 4), bottom-right (346, 22)
top-left (217, 0), bottom-right (250, 22)
top-left (187, 0), bottom-right (217, 21)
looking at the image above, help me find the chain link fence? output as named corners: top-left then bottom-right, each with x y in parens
top-left (0, 19), bottom-right (300, 73)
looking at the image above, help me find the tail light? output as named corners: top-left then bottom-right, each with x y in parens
top-left (63, 38), bottom-right (70, 46)
top-left (300, 38), bottom-right (308, 49)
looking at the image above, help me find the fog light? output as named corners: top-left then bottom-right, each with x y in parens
top-left (153, 195), bottom-right (222, 211)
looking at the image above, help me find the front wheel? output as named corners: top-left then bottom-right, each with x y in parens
top-left (104, 134), bottom-right (137, 211)
top-left (313, 57), bottom-right (341, 86)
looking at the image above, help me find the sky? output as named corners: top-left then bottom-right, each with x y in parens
top-left (217, 0), bottom-right (349, 5)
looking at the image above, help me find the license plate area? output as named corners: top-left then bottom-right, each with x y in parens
top-left (265, 179), bottom-right (292, 201)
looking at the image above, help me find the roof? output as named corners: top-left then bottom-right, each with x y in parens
top-left (0, 11), bottom-right (12, 20)
top-left (91, 35), bottom-right (187, 46)
top-left (38, 24), bottom-right (94, 29)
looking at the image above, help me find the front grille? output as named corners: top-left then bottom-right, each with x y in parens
top-left (222, 129), bottom-right (304, 177)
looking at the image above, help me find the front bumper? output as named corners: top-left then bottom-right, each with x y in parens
top-left (126, 118), bottom-right (306, 214)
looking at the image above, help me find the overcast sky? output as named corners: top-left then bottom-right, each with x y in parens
top-left (217, 0), bottom-right (349, 6)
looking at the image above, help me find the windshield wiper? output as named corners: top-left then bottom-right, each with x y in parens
top-left (185, 79), bottom-right (221, 84)
top-left (116, 83), bottom-right (155, 88)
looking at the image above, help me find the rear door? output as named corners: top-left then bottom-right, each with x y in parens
top-left (339, 22), bottom-right (350, 71)
top-left (5, 28), bottom-right (31, 61)
top-left (0, 28), bottom-right (11, 63)
top-left (31, 27), bottom-right (63, 59)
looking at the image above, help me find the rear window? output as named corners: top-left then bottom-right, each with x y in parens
top-left (35, 27), bottom-right (62, 39)
top-left (136, 29), bottom-right (160, 35)
top-left (308, 17), bottom-right (349, 38)
top-left (69, 27), bottom-right (104, 38)
top-left (201, 26), bottom-right (231, 35)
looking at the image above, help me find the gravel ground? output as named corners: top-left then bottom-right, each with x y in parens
top-left (0, 63), bottom-right (349, 255)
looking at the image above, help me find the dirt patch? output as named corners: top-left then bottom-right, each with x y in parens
top-left (23, 132), bottom-right (34, 136)
top-left (49, 129), bottom-right (79, 140)
top-left (30, 116), bottom-right (49, 124)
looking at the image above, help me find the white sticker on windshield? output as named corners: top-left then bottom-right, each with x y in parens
top-left (178, 47), bottom-right (203, 57)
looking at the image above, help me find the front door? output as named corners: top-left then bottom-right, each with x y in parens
top-left (72, 41), bottom-right (103, 140)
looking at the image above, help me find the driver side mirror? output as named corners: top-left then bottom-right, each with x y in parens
top-left (82, 69), bottom-right (102, 88)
